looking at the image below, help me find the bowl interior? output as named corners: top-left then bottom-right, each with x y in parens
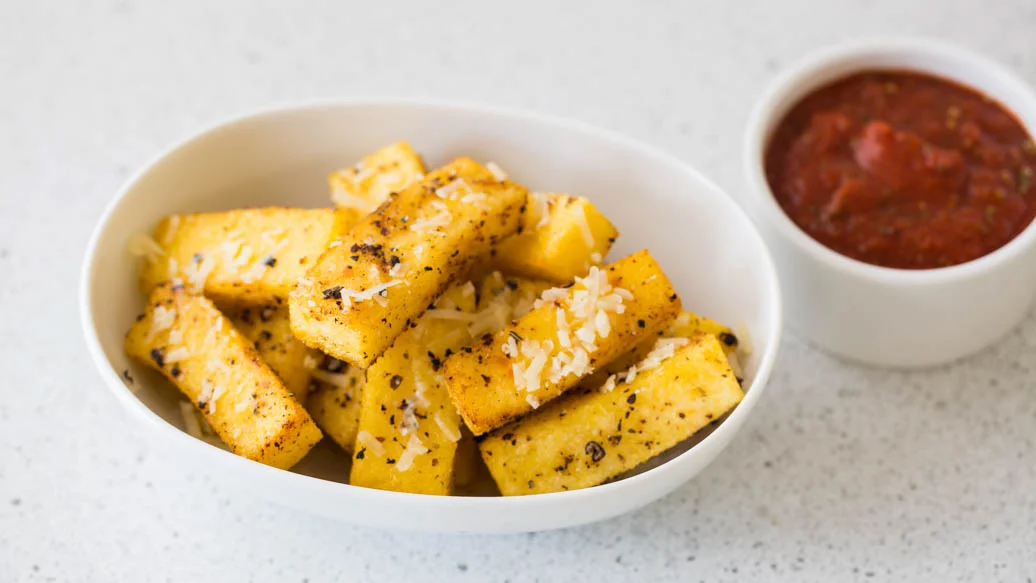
top-left (82, 101), bottom-right (781, 531)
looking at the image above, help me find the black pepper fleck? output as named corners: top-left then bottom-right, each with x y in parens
top-left (585, 440), bottom-right (606, 462)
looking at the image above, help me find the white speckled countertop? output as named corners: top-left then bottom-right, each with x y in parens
top-left (2, 1), bottom-right (1034, 580)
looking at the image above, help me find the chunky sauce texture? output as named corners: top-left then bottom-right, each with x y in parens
top-left (766, 71), bottom-right (1036, 269)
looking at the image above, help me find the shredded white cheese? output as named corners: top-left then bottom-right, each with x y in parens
top-left (394, 435), bottom-right (430, 472)
top-left (434, 411), bottom-right (461, 443)
top-left (337, 280), bottom-right (403, 310)
top-left (146, 306), bottom-right (176, 343)
top-left (356, 430), bottom-right (385, 457)
top-left (409, 211), bottom-right (452, 235)
top-left (513, 266), bottom-right (630, 395)
top-left (350, 165), bottom-right (375, 184)
top-left (310, 368), bottom-right (353, 388)
top-left (183, 254), bottom-right (217, 292)
top-left (529, 192), bottom-right (552, 229)
top-left (486, 161), bottom-right (508, 181)
top-left (435, 178), bottom-right (471, 200)
top-left (424, 309), bottom-right (477, 322)
top-left (601, 337), bottom-right (690, 392)
top-left (162, 215), bottom-right (181, 245)
top-left (207, 384), bottom-right (225, 415)
top-left (572, 204), bottom-right (595, 248)
top-left (163, 347), bottom-right (191, 364)
top-left (388, 261), bottom-right (408, 279)
top-left (331, 182), bottom-right (378, 211)
top-left (127, 232), bottom-right (166, 261)
top-left (167, 326), bottom-right (183, 346)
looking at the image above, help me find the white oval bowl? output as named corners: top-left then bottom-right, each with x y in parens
top-left (744, 38), bottom-right (1036, 368)
top-left (81, 100), bottom-right (782, 533)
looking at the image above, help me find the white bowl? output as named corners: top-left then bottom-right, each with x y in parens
top-left (80, 100), bottom-right (781, 533)
top-left (744, 38), bottom-right (1036, 368)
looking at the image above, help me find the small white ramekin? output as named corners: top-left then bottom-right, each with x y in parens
top-left (744, 38), bottom-right (1036, 368)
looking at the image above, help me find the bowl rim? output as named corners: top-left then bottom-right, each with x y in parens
top-left (744, 37), bottom-right (1036, 285)
top-left (80, 97), bottom-right (783, 511)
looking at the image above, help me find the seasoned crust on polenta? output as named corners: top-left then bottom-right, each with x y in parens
top-left (444, 250), bottom-right (681, 435)
top-left (125, 283), bottom-right (322, 469)
top-left (329, 141), bottom-right (426, 211)
top-left (478, 333), bottom-right (743, 495)
top-left (138, 208), bottom-right (338, 306)
top-left (289, 158), bottom-right (527, 368)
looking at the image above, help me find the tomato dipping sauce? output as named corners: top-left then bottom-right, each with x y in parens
top-left (765, 71), bottom-right (1036, 269)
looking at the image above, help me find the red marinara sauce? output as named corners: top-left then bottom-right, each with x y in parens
top-left (765, 71), bottom-right (1036, 269)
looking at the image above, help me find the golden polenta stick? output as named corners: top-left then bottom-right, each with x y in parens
top-left (580, 310), bottom-right (740, 390)
top-left (305, 359), bottom-right (365, 453)
top-left (125, 283), bottom-right (322, 469)
top-left (349, 282), bottom-right (476, 495)
top-left (444, 250), bottom-right (681, 435)
top-left (223, 301), bottom-right (319, 401)
top-left (493, 193), bottom-right (618, 283)
top-left (478, 333), bottom-right (743, 495)
top-left (289, 158), bottom-right (527, 368)
top-left (329, 141), bottom-right (426, 211)
top-left (137, 208), bottom-right (342, 305)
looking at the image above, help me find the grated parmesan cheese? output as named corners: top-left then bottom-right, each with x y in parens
top-left (424, 309), bottom-right (477, 322)
top-left (515, 266), bottom-right (630, 395)
top-left (162, 215), bottom-right (181, 245)
top-left (350, 166), bottom-right (375, 184)
top-left (486, 161), bottom-right (508, 181)
top-left (146, 305), bottom-right (176, 343)
top-left (337, 280), bottom-right (403, 310)
top-left (331, 183), bottom-right (378, 211)
top-left (529, 192), bottom-right (552, 229)
top-left (435, 178), bottom-right (470, 200)
top-left (127, 232), bottom-right (166, 261)
top-left (600, 337), bottom-right (690, 392)
top-left (163, 347), bottom-right (191, 364)
top-left (388, 261), bottom-right (408, 279)
top-left (356, 430), bottom-right (385, 457)
top-left (572, 204), bottom-right (595, 248)
top-left (183, 254), bottom-right (217, 292)
top-left (434, 411), bottom-right (461, 443)
top-left (310, 368), bottom-right (353, 388)
top-left (207, 383), bottom-right (225, 414)
top-left (394, 435), bottom-right (430, 472)
top-left (409, 211), bottom-right (452, 235)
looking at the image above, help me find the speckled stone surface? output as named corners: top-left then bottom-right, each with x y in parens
top-left (2, 1), bottom-right (1034, 581)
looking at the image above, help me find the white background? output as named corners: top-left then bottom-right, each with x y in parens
top-left (2, 1), bottom-right (1034, 581)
